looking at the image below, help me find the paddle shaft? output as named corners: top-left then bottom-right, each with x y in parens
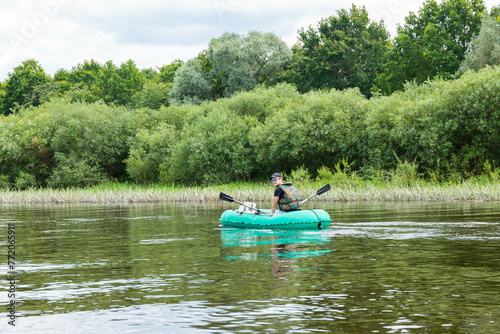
top-left (219, 192), bottom-right (271, 215)
top-left (300, 195), bottom-right (317, 205)
top-left (300, 184), bottom-right (330, 205)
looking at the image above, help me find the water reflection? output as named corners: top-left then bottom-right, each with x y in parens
top-left (220, 228), bottom-right (334, 282)
top-left (220, 228), bottom-right (333, 261)
top-left (1, 201), bottom-right (500, 333)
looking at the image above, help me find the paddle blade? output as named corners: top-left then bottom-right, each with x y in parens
top-left (316, 184), bottom-right (331, 196)
top-left (219, 192), bottom-right (235, 203)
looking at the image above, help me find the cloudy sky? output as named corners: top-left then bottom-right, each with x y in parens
top-left (1, 0), bottom-right (497, 80)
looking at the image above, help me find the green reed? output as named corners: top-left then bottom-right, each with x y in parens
top-left (0, 179), bottom-right (499, 204)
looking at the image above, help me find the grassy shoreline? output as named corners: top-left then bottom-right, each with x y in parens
top-left (1, 180), bottom-right (499, 204)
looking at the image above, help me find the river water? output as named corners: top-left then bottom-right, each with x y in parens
top-left (1, 201), bottom-right (500, 333)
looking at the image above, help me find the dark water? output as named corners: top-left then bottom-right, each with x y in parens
top-left (1, 201), bottom-right (500, 333)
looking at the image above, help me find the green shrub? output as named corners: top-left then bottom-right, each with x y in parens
top-left (15, 171), bottom-right (37, 190)
top-left (250, 88), bottom-right (368, 174)
top-left (0, 175), bottom-right (11, 189)
top-left (316, 166), bottom-right (334, 183)
top-left (47, 154), bottom-right (107, 188)
top-left (46, 100), bottom-right (132, 180)
top-left (130, 82), bottom-right (171, 110)
top-left (316, 159), bottom-right (363, 187)
top-left (391, 157), bottom-right (419, 187)
top-left (289, 166), bottom-right (311, 184)
top-left (125, 123), bottom-right (177, 183)
top-left (0, 108), bottom-right (53, 184)
top-left (168, 108), bottom-right (258, 184)
top-left (218, 83), bottom-right (302, 122)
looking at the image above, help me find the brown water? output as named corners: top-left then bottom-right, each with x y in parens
top-left (1, 201), bottom-right (500, 333)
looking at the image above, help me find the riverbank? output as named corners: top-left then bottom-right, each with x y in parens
top-left (1, 180), bottom-right (499, 204)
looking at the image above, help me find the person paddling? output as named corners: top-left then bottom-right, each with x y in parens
top-left (269, 172), bottom-right (301, 215)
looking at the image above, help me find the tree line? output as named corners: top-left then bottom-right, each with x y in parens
top-left (1, 0), bottom-right (499, 115)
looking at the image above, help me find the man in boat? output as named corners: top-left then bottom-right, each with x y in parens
top-left (269, 172), bottom-right (301, 215)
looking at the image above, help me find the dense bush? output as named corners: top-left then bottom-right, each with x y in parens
top-left (125, 123), bottom-right (177, 183)
top-left (249, 88), bottom-right (368, 176)
top-left (365, 65), bottom-right (500, 179)
top-left (0, 66), bottom-right (498, 187)
top-left (0, 99), bottom-right (134, 188)
top-left (0, 108), bottom-right (53, 188)
top-left (46, 101), bottom-right (132, 183)
top-left (167, 107), bottom-right (258, 184)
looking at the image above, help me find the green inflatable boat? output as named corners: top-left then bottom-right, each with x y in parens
top-left (219, 209), bottom-right (331, 229)
top-left (218, 185), bottom-right (332, 229)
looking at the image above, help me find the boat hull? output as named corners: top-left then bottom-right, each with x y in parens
top-left (220, 209), bottom-right (331, 229)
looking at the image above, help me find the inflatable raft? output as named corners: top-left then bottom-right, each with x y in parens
top-left (219, 209), bottom-right (331, 229)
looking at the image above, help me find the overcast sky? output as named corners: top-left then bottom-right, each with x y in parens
top-left (1, 0), bottom-right (498, 80)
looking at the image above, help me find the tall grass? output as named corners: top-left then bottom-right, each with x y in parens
top-left (0, 178), bottom-right (498, 204)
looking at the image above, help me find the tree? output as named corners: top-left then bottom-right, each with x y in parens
top-left (459, 13), bottom-right (500, 73)
top-left (96, 60), bottom-right (145, 105)
top-left (208, 31), bottom-right (292, 97)
top-left (169, 59), bottom-right (212, 105)
top-left (2, 59), bottom-right (51, 115)
top-left (130, 81), bottom-right (172, 109)
top-left (65, 59), bottom-right (103, 89)
top-left (157, 60), bottom-right (184, 83)
top-left (375, 0), bottom-right (486, 95)
top-left (273, 5), bottom-right (390, 97)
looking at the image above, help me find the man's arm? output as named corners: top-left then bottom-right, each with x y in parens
top-left (271, 196), bottom-right (279, 214)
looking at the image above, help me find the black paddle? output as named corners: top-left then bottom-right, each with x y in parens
top-left (300, 184), bottom-right (331, 205)
top-left (219, 192), bottom-right (265, 214)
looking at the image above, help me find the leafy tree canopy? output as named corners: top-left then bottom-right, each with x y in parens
top-left (170, 31), bottom-right (291, 104)
top-left (272, 5), bottom-right (390, 98)
top-left (459, 13), bottom-right (500, 73)
top-left (157, 59), bottom-right (184, 84)
top-left (169, 58), bottom-right (212, 105)
top-left (374, 0), bottom-right (486, 95)
top-left (2, 59), bottom-right (51, 115)
top-left (208, 31), bottom-right (292, 97)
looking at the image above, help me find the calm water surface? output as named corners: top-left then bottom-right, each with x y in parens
top-left (1, 201), bottom-right (500, 333)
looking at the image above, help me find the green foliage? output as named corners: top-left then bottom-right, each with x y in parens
top-left (315, 159), bottom-right (362, 187)
top-left (249, 88), bottom-right (368, 175)
top-left (170, 31), bottom-right (291, 105)
top-left (46, 100), bottom-right (131, 179)
top-left (0, 98), bottom-right (134, 187)
top-left (157, 60), bottom-right (184, 83)
top-left (276, 5), bottom-right (390, 97)
top-left (375, 0), bottom-right (486, 95)
top-left (0, 175), bottom-right (11, 189)
top-left (47, 154), bottom-right (107, 188)
top-left (459, 14), bottom-right (500, 73)
top-left (64, 59), bottom-right (102, 89)
top-left (0, 57), bottom-right (498, 188)
top-left (168, 108), bottom-right (258, 184)
top-left (125, 123), bottom-right (177, 183)
top-left (96, 60), bottom-right (145, 105)
top-left (208, 31), bottom-right (292, 97)
top-left (289, 166), bottom-right (311, 184)
top-left (2, 59), bottom-right (51, 115)
top-left (169, 59), bottom-right (212, 105)
top-left (391, 157), bottom-right (419, 187)
top-left (367, 65), bottom-right (500, 179)
top-left (216, 83), bottom-right (302, 122)
top-left (0, 110), bottom-right (53, 185)
top-left (54, 59), bottom-right (146, 106)
top-left (15, 171), bottom-right (37, 190)
top-left (130, 81), bottom-right (172, 109)
top-left (22, 81), bottom-right (62, 108)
